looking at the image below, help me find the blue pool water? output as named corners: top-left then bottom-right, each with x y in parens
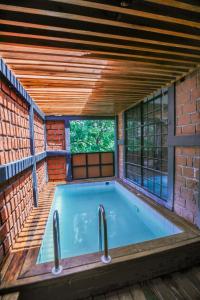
top-left (37, 181), bottom-right (182, 264)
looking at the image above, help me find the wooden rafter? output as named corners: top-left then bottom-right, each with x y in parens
top-left (0, 0), bottom-right (199, 115)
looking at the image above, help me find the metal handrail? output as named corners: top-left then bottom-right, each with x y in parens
top-left (52, 210), bottom-right (63, 275)
top-left (98, 204), bottom-right (111, 264)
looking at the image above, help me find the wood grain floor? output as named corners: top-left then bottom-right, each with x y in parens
top-left (90, 264), bottom-right (200, 300)
top-left (12, 182), bottom-right (59, 251)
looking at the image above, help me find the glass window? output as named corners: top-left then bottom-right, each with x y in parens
top-left (124, 92), bottom-right (168, 200)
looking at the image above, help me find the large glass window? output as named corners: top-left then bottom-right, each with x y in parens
top-left (124, 92), bottom-right (168, 200)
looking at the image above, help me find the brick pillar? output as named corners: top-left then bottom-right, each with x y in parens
top-left (174, 69), bottom-right (200, 227)
top-left (46, 120), bottom-right (67, 181)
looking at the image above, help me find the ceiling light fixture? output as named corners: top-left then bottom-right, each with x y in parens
top-left (120, 0), bottom-right (131, 7)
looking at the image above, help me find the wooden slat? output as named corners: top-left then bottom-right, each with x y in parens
top-left (2, 1), bottom-right (199, 30)
top-left (0, 0), bottom-right (199, 115)
top-left (12, 183), bottom-right (56, 251)
top-left (1, 19), bottom-right (200, 52)
top-left (146, 0), bottom-right (200, 13)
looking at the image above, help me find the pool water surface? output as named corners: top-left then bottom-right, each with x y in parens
top-left (37, 181), bottom-right (182, 264)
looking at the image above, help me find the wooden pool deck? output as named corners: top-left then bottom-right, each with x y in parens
top-left (2, 264), bottom-right (200, 300)
top-left (12, 182), bottom-right (58, 252)
top-left (90, 263), bottom-right (200, 300)
top-left (1, 179), bottom-right (200, 300)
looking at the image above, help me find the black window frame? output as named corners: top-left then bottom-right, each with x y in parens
top-left (124, 91), bottom-right (169, 201)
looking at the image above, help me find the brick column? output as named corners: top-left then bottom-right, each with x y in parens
top-left (173, 69), bottom-right (200, 227)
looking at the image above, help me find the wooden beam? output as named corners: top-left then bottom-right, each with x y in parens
top-left (0, 3), bottom-right (200, 39)
top-left (1, 19), bottom-right (200, 52)
top-left (145, 0), bottom-right (200, 13)
top-left (48, 0), bottom-right (200, 29)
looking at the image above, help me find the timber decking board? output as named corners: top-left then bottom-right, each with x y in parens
top-left (12, 182), bottom-right (57, 252)
top-left (90, 265), bottom-right (200, 300)
top-left (0, 1), bottom-right (199, 115)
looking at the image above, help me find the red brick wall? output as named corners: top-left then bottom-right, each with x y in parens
top-left (0, 78), bottom-right (30, 164)
top-left (118, 112), bottom-right (124, 179)
top-left (0, 169), bottom-right (33, 264)
top-left (174, 147), bottom-right (200, 226)
top-left (36, 160), bottom-right (46, 193)
top-left (47, 157), bottom-right (66, 181)
top-left (0, 77), bottom-right (48, 265)
top-left (174, 69), bottom-right (200, 227)
top-left (117, 69), bottom-right (200, 228)
top-left (46, 121), bottom-right (65, 150)
top-left (34, 112), bottom-right (45, 154)
top-left (176, 69), bottom-right (200, 135)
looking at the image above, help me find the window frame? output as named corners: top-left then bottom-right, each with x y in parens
top-left (124, 91), bottom-right (169, 202)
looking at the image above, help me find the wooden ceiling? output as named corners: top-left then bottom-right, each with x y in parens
top-left (0, 0), bottom-right (199, 115)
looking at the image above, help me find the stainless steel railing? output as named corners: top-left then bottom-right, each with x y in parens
top-left (52, 210), bottom-right (63, 275)
top-left (98, 204), bottom-right (111, 264)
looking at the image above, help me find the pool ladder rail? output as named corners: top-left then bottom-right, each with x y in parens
top-left (98, 204), bottom-right (112, 264)
top-left (51, 205), bottom-right (111, 274)
top-left (52, 210), bottom-right (63, 275)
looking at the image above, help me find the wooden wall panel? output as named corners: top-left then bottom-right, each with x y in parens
top-left (71, 152), bottom-right (114, 180)
top-left (88, 166), bottom-right (100, 178)
top-left (101, 165), bottom-right (114, 177)
top-left (87, 153), bottom-right (100, 165)
top-left (72, 154), bottom-right (86, 166)
top-left (73, 166), bottom-right (87, 180)
top-left (101, 152), bottom-right (114, 164)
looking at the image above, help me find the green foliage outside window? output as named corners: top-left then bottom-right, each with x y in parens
top-left (70, 120), bottom-right (115, 153)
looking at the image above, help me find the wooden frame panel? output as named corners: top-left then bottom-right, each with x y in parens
top-left (71, 152), bottom-right (114, 180)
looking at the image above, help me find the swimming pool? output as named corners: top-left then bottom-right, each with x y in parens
top-left (37, 181), bottom-right (182, 264)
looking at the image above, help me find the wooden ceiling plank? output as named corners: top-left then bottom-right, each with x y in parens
top-left (1, 32), bottom-right (198, 66)
top-left (9, 64), bottom-right (185, 75)
top-left (48, 0), bottom-right (200, 29)
top-left (0, 0), bottom-right (199, 116)
top-left (0, 19), bottom-right (200, 52)
top-left (3, 57), bottom-right (190, 72)
top-left (0, 44), bottom-right (196, 70)
top-left (14, 70), bottom-right (177, 80)
top-left (1, 31), bottom-right (200, 62)
top-left (1, 45), bottom-right (193, 70)
top-left (145, 0), bottom-right (200, 13)
top-left (0, 4), bottom-right (200, 39)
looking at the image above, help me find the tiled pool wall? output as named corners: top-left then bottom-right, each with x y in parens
top-left (118, 69), bottom-right (200, 228)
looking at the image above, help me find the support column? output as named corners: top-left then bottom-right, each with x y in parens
top-left (167, 84), bottom-right (175, 210)
top-left (29, 104), bottom-right (38, 206)
top-left (114, 115), bottom-right (119, 177)
top-left (65, 119), bottom-right (72, 181)
top-left (122, 111), bottom-right (126, 179)
top-left (44, 122), bottom-right (48, 183)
